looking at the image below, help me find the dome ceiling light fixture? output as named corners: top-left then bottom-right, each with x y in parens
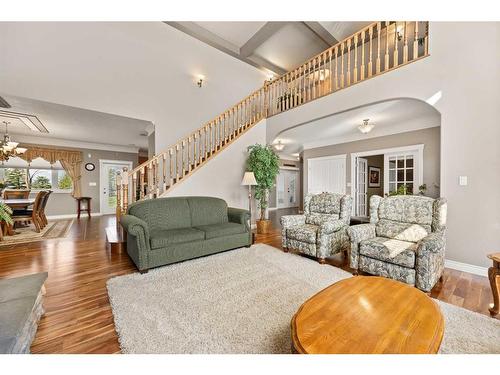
top-left (274, 140), bottom-right (285, 151)
top-left (358, 118), bottom-right (375, 134)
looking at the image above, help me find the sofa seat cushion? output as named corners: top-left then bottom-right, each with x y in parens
top-left (286, 224), bottom-right (318, 244)
top-left (150, 228), bottom-right (205, 249)
top-left (194, 222), bottom-right (246, 240)
top-left (360, 236), bottom-right (417, 268)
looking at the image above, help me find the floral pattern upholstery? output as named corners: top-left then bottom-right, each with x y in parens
top-left (348, 195), bottom-right (447, 292)
top-left (281, 193), bottom-right (352, 260)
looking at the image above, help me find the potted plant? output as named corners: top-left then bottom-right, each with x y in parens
top-left (246, 144), bottom-right (280, 234)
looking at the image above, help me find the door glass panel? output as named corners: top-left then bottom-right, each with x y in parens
top-left (389, 169), bottom-right (396, 181)
top-left (397, 158), bottom-right (405, 168)
top-left (389, 159), bottom-right (396, 169)
top-left (107, 167), bottom-right (120, 208)
top-left (397, 169), bottom-right (404, 181)
top-left (407, 183), bottom-right (414, 193)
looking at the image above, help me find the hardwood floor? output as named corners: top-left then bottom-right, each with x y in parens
top-left (0, 215), bottom-right (496, 354)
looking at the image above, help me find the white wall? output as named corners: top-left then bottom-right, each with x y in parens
top-left (165, 120), bottom-right (266, 217)
top-left (0, 22), bottom-right (267, 153)
top-left (266, 22), bottom-right (500, 268)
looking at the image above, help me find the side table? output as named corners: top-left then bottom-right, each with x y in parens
top-left (487, 252), bottom-right (500, 316)
top-left (75, 197), bottom-right (92, 219)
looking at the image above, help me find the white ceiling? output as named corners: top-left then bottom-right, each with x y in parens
top-left (173, 21), bottom-right (373, 75)
top-left (252, 23), bottom-right (328, 72)
top-left (0, 93), bottom-right (153, 152)
top-left (273, 99), bottom-right (441, 158)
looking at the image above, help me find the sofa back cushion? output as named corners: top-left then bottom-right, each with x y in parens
top-left (187, 196), bottom-right (228, 227)
top-left (375, 195), bottom-right (435, 242)
top-left (128, 197), bottom-right (191, 231)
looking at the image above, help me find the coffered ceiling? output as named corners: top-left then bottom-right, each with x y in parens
top-left (167, 21), bottom-right (372, 76)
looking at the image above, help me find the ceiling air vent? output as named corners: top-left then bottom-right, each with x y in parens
top-left (0, 96), bottom-right (11, 109)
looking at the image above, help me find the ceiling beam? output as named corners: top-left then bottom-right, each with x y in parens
top-left (303, 22), bottom-right (338, 46)
top-left (239, 22), bottom-right (287, 57)
top-left (164, 21), bottom-right (284, 76)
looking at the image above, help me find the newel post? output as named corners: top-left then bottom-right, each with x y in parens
top-left (122, 167), bottom-right (129, 215)
top-left (116, 170), bottom-right (122, 223)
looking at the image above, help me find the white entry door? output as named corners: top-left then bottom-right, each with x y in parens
top-left (307, 155), bottom-right (346, 195)
top-left (276, 169), bottom-right (299, 208)
top-left (355, 157), bottom-right (368, 216)
top-left (99, 160), bottom-right (133, 215)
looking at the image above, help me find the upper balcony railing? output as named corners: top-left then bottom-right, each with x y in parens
top-left (116, 21), bottom-right (429, 215)
top-left (265, 21), bottom-right (429, 116)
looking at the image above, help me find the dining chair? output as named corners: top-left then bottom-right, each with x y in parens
top-left (11, 191), bottom-right (47, 233)
top-left (39, 190), bottom-right (52, 227)
top-left (3, 190), bottom-right (31, 199)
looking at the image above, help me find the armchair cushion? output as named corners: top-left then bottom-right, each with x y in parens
top-left (286, 224), bottom-right (318, 244)
top-left (360, 237), bottom-right (417, 268)
top-left (306, 212), bottom-right (340, 225)
top-left (195, 222), bottom-right (246, 240)
top-left (150, 228), bottom-right (205, 249)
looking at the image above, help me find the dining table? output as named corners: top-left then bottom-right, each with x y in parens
top-left (0, 198), bottom-right (36, 236)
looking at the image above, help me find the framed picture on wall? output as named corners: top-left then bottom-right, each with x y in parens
top-left (368, 166), bottom-right (381, 187)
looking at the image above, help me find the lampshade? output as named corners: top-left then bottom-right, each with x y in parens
top-left (241, 171), bottom-right (257, 186)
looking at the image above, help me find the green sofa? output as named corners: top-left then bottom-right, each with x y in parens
top-left (120, 196), bottom-right (251, 272)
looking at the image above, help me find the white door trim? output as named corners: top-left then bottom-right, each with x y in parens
top-left (350, 144), bottom-right (424, 207)
top-left (99, 159), bottom-right (133, 215)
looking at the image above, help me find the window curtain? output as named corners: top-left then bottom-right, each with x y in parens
top-left (18, 146), bottom-right (83, 197)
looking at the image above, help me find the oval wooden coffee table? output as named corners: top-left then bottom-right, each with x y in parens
top-left (291, 276), bottom-right (444, 354)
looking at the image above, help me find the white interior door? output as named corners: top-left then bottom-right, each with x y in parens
top-left (355, 157), bottom-right (368, 217)
top-left (99, 160), bottom-right (133, 215)
top-left (307, 155), bottom-right (346, 195)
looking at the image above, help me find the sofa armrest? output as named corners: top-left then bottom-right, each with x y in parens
top-left (280, 214), bottom-right (306, 228)
top-left (121, 214), bottom-right (150, 239)
top-left (347, 223), bottom-right (376, 269)
top-left (415, 231), bottom-right (446, 292)
top-left (228, 207), bottom-right (250, 228)
top-left (319, 219), bottom-right (346, 235)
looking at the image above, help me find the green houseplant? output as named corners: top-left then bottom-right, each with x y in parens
top-left (246, 144), bottom-right (280, 234)
top-left (0, 201), bottom-right (13, 228)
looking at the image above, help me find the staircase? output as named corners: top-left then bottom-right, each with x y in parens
top-left (116, 21), bottom-right (429, 216)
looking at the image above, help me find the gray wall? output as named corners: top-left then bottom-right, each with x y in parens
top-left (34, 148), bottom-right (139, 216)
top-left (303, 127), bottom-right (441, 200)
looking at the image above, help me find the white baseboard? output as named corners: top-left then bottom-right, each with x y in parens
top-left (445, 259), bottom-right (488, 277)
top-left (47, 213), bottom-right (103, 220)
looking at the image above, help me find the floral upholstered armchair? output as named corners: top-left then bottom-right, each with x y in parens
top-left (348, 195), bottom-right (447, 292)
top-left (281, 192), bottom-right (352, 263)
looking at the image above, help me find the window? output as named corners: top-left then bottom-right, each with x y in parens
top-left (0, 157), bottom-right (72, 192)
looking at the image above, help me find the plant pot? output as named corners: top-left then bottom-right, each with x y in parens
top-left (256, 219), bottom-right (271, 234)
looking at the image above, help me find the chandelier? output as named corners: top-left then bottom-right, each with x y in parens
top-left (0, 121), bottom-right (27, 161)
top-left (358, 119), bottom-right (375, 134)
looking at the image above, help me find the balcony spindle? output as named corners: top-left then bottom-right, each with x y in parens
top-left (353, 34), bottom-right (358, 83)
top-left (139, 167), bottom-right (145, 199)
top-left (413, 21), bottom-right (419, 59)
top-left (361, 29), bottom-right (366, 81)
top-left (403, 21), bottom-right (409, 63)
top-left (385, 21), bottom-right (390, 71)
top-left (393, 22), bottom-right (399, 68)
top-left (376, 22), bottom-right (381, 74)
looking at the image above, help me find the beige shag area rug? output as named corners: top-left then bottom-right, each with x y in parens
top-left (106, 244), bottom-right (500, 354)
top-left (0, 219), bottom-right (73, 247)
